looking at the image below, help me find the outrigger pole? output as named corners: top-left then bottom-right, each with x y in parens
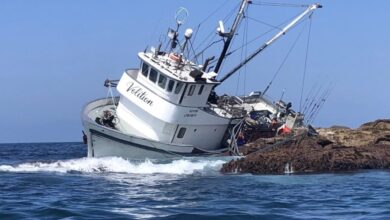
top-left (217, 3), bottom-right (322, 84)
top-left (214, 0), bottom-right (251, 74)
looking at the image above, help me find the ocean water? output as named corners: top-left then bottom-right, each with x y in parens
top-left (0, 143), bottom-right (389, 219)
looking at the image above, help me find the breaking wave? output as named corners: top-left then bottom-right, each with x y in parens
top-left (0, 157), bottom-right (226, 175)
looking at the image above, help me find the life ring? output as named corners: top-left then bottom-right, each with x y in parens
top-left (169, 53), bottom-right (181, 62)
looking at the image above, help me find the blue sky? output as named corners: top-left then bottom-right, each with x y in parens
top-left (1, 0), bottom-right (389, 143)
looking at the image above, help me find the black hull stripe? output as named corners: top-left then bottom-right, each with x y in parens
top-left (90, 129), bottom-right (199, 156)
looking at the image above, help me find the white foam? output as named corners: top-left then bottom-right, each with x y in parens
top-left (0, 157), bottom-right (226, 175)
top-left (284, 162), bottom-right (294, 174)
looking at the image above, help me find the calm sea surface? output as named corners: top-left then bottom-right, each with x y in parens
top-left (0, 142), bottom-right (389, 219)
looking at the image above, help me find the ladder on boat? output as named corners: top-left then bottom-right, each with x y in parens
top-left (228, 118), bottom-right (246, 156)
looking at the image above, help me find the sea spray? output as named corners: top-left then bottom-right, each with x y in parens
top-left (0, 157), bottom-right (227, 175)
top-left (284, 162), bottom-right (294, 174)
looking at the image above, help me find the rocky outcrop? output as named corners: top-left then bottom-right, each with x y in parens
top-left (221, 119), bottom-right (390, 174)
top-left (317, 119), bottom-right (390, 147)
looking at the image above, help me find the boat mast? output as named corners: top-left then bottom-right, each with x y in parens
top-left (218, 3), bottom-right (322, 84)
top-left (214, 0), bottom-right (251, 74)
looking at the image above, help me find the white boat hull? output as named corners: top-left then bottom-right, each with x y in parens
top-left (82, 98), bottom-right (228, 159)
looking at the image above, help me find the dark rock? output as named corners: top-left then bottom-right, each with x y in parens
top-left (221, 119), bottom-right (390, 174)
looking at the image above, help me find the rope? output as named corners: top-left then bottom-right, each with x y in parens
top-left (262, 22), bottom-right (307, 97)
top-left (192, 0), bottom-right (230, 48)
top-left (194, 1), bottom-right (240, 53)
top-left (245, 16), bottom-right (282, 30)
top-left (243, 13), bottom-right (249, 96)
top-left (191, 39), bottom-right (223, 62)
top-left (226, 13), bottom-right (309, 59)
top-left (299, 14), bottom-right (313, 112)
top-left (235, 15), bottom-right (249, 95)
top-left (251, 1), bottom-right (309, 8)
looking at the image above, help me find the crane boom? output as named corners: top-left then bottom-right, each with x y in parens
top-left (218, 3), bottom-right (322, 84)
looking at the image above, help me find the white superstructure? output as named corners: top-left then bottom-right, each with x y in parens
top-left (115, 52), bottom-right (232, 150)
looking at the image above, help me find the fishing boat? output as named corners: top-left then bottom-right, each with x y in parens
top-left (81, 1), bottom-right (322, 159)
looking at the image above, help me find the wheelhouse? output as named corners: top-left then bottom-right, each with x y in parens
top-left (136, 53), bottom-right (217, 107)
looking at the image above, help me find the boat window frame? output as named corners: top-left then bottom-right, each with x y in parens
top-left (157, 73), bottom-right (167, 89)
top-left (167, 79), bottom-right (175, 92)
top-left (188, 85), bottom-right (195, 96)
top-left (141, 62), bottom-right (149, 77)
top-left (149, 68), bottom-right (158, 83)
top-left (198, 85), bottom-right (204, 95)
top-left (174, 82), bottom-right (184, 94)
top-left (177, 127), bottom-right (186, 138)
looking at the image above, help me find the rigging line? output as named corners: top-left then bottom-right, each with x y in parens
top-left (243, 11), bottom-right (249, 96)
top-left (251, 1), bottom-right (309, 8)
top-left (262, 22), bottom-right (307, 97)
top-left (306, 83), bottom-right (331, 123)
top-left (301, 81), bottom-right (319, 113)
top-left (299, 13), bottom-right (313, 113)
top-left (188, 40), bottom-right (199, 64)
top-left (192, 0), bottom-right (229, 47)
top-left (236, 15), bottom-right (249, 96)
top-left (195, 0), bottom-right (241, 52)
top-left (223, 1), bottom-right (242, 24)
top-left (307, 89), bottom-right (327, 120)
top-left (302, 83), bottom-right (322, 115)
top-left (198, 0), bottom-right (230, 26)
top-left (307, 87), bottom-right (331, 124)
top-left (245, 16), bottom-right (282, 30)
top-left (191, 39), bottom-right (223, 61)
top-left (194, 31), bottom-right (217, 54)
top-left (309, 85), bottom-right (333, 124)
top-left (303, 85), bottom-right (323, 116)
top-left (310, 83), bottom-right (333, 118)
top-left (226, 14), bottom-right (310, 58)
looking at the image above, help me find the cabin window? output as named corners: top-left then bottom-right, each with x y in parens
top-left (177, 127), bottom-right (186, 138)
top-left (174, 82), bottom-right (184, 94)
top-left (167, 80), bottom-right (175, 92)
top-left (149, 68), bottom-right (158, 83)
top-left (198, 85), bottom-right (204, 95)
top-left (158, 74), bottom-right (167, 89)
top-left (141, 62), bottom-right (149, 77)
top-left (188, 85), bottom-right (195, 96)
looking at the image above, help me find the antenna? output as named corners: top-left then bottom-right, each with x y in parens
top-left (175, 7), bottom-right (189, 25)
top-left (167, 7), bottom-right (189, 52)
top-left (217, 20), bottom-right (226, 35)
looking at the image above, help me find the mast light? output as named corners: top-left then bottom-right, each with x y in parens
top-left (184, 28), bottom-right (193, 39)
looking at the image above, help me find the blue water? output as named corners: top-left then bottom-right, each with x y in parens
top-left (1, 143), bottom-right (389, 219)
